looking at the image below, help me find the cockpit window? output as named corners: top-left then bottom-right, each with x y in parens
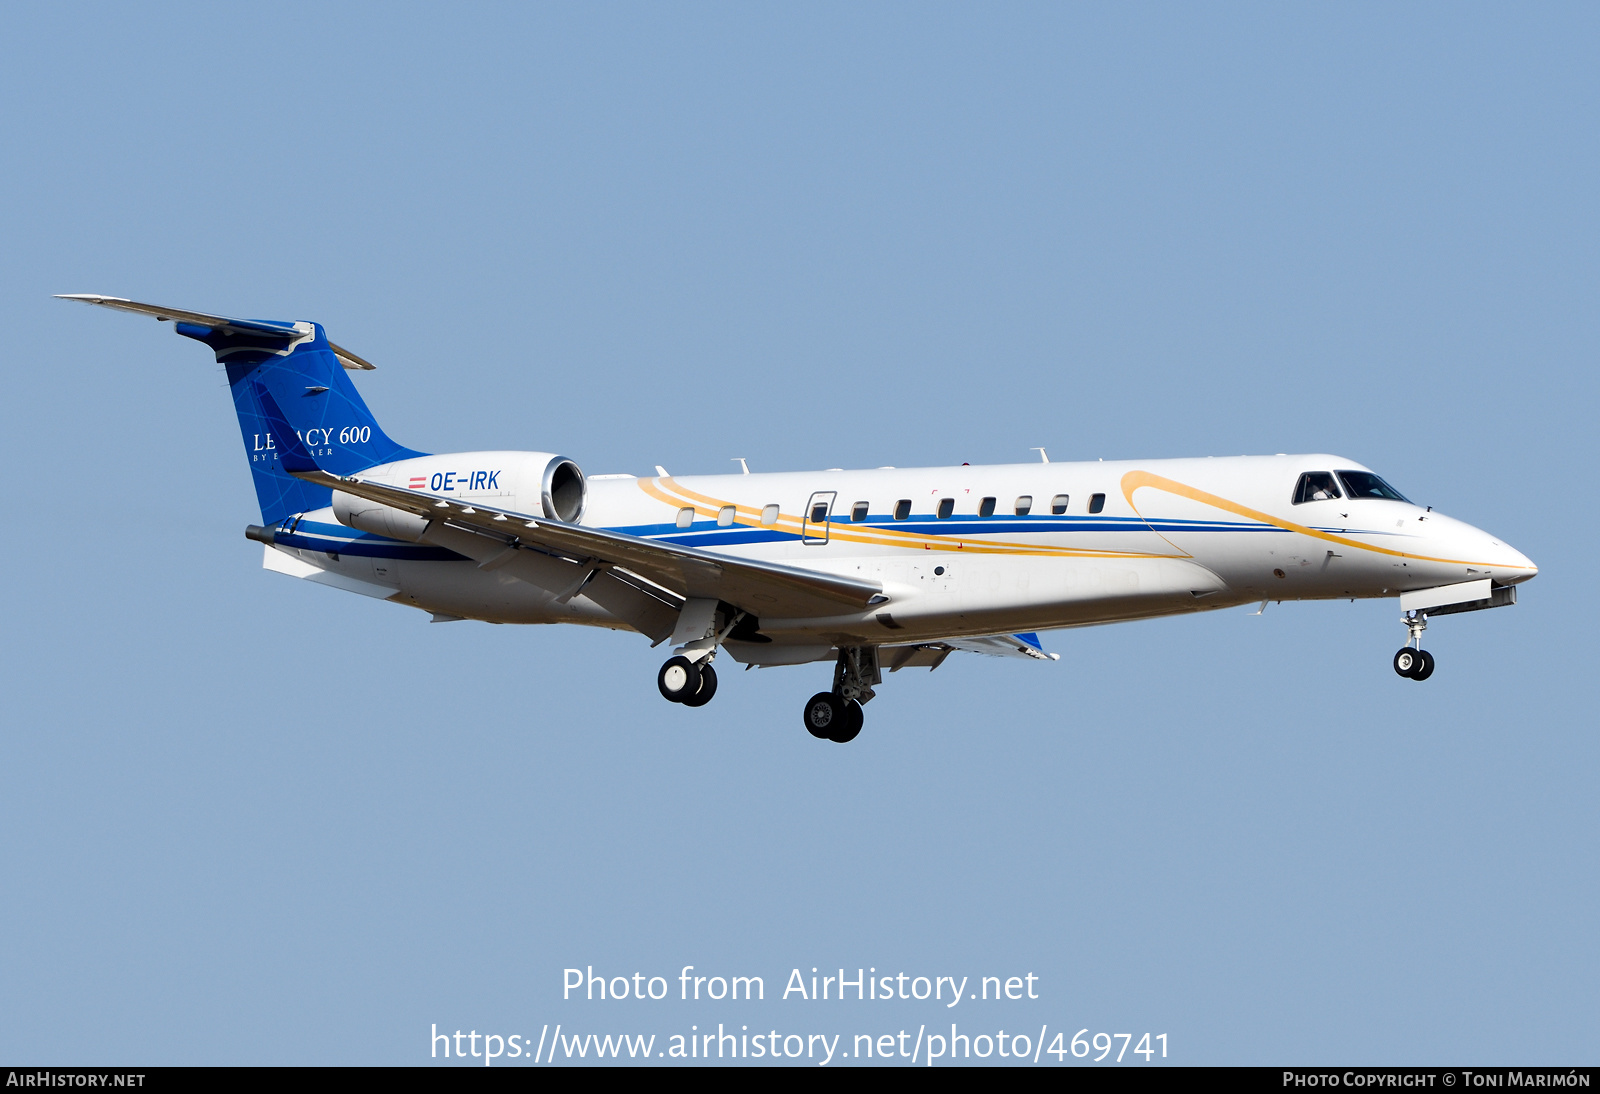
top-left (1292, 472), bottom-right (1342, 504)
top-left (1336, 471), bottom-right (1410, 503)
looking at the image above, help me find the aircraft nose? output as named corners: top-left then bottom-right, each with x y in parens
top-left (1472, 525), bottom-right (1537, 585)
top-left (1423, 512), bottom-right (1537, 585)
top-left (1493, 539), bottom-right (1538, 584)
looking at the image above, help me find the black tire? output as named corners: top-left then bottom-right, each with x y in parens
top-left (657, 656), bottom-right (701, 703)
top-left (1393, 648), bottom-right (1421, 678)
top-left (803, 692), bottom-right (842, 739)
top-left (829, 700), bottom-right (863, 743)
top-left (682, 662), bottom-right (719, 707)
top-left (1412, 649), bottom-right (1435, 681)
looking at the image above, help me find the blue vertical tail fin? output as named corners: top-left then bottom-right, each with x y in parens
top-left (58, 296), bottom-right (426, 526)
top-left (183, 318), bottom-right (425, 525)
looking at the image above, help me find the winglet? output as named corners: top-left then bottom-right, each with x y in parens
top-left (253, 383), bottom-right (321, 474)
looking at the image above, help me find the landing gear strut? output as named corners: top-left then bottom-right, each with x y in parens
top-left (1393, 611), bottom-right (1435, 681)
top-left (801, 647), bottom-right (878, 743)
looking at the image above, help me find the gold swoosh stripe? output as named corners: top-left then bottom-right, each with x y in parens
top-left (1119, 470), bottom-right (1534, 571)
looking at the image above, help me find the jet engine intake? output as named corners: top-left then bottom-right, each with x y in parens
top-left (542, 456), bottom-right (586, 523)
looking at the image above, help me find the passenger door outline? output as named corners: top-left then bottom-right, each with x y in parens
top-left (802, 491), bottom-right (836, 544)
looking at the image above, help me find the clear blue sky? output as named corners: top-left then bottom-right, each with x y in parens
top-left (1, 2), bottom-right (1595, 1066)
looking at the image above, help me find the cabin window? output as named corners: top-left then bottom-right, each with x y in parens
top-left (1051, 494), bottom-right (1069, 515)
top-left (717, 505), bottom-right (736, 527)
top-left (894, 499), bottom-right (912, 520)
top-left (675, 507), bottom-right (695, 529)
top-left (1089, 493), bottom-right (1105, 514)
top-left (978, 496), bottom-right (996, 517)
top-left (851, 501), bottom-right (869, 522)
top-left (1336, 471), bottom-right (1409, 503)
top-left (1015, 495), bottom-right (1032, 515)
top-left (810, 502), bottom-right (829, 523)
top-left (1292, 472), bottom-right (1342, 505)
top-left (761, 504), bottom-right (779, 526)
top-left (937, 497), bottom-right (955, 519)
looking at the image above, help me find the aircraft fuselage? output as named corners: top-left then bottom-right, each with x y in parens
top-left (266, 453), bottom-right (1535, 657)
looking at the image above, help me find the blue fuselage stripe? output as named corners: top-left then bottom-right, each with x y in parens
top-left (272, 513), bottom-right (1395, 560)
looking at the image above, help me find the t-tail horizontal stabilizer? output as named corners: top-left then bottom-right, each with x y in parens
top-left (55, 294), bottom-right (377, 370)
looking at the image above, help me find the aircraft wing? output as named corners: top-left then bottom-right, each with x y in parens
top-left (55, 294), bottom-right (377, 370)
top-left (247, 382), bottom-right (884, 617)
top-left (290, 468), bottom-right (888, 618)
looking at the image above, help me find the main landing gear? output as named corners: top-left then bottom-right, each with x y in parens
top-left (656, 638), bottom-right (884, 745)
top-left (658, 655), bottom-right (718, 707)
top-left (1393, 611), bottom-right (1436, 681)
top-left (802, 647), bottom-right (880, 744)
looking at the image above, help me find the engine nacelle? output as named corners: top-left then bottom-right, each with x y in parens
top-left (332, 450), bottom-right (586, 541)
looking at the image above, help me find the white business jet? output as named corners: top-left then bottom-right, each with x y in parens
top-left (62, 295), bottom-right (1538, 743)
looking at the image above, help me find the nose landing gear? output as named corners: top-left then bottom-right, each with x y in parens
top-left (1393, 611), bottom-right (1436, 680)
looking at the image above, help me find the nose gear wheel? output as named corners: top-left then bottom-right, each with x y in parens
top-left (1394, 647), bottom-right (1434, 680)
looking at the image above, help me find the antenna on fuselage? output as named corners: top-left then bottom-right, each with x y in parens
top-left (1030, 447), bottom-right (1049, 463)
top-left (732, 458), bottom-right (750, 474)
